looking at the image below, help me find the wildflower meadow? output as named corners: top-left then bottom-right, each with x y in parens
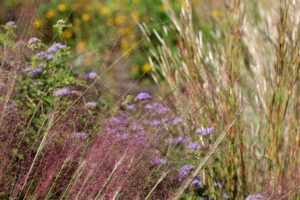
top-left (0, 0), bottom-right (299, 199)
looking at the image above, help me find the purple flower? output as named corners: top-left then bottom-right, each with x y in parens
top-left (48, 43), bottom-right (66, 53)
top-left (86, 72), bottom-right (97, 79)
top-left (127, 104), bottom-right (135, 110)
top-left (6, 21), bottom-right (16, 28)
top-left (38, 63), bottom-right (44, 67)
top-left (213, 182), bottom-right (222, 188)
top-left (23, 67), bottom-right (32, 73)
top-left (44, 54), bottom-right (54, 60)
top-left (171, 137), bottom-right (184, 144)
top-left (147, 120), bottom-right (161, 126)
top-left (116, 133), bottom-right (130, 140)
top-left (6, 104), bottom-right (16, 110)
top-left (245, 194), bottom-right (264, 200)
top-left (36, 51), bottom-right (45, 57)
top-left (28, 37), bottom-right (38, 45)
top-left (134, 92), bottom-right (151, 101)
top-left (32, 68), bottom-right (42, 76)
top-left (144, 104), bottom-right (153, 109)
top-left (73, 132), bottom-right (90, 140)
top-left (190, 176), bottom-right (202, 187)
top-left (196, 128), bottom-right (215, 136)
top-left (188, 143), bottom-right (202, 152)
top-left (86, 102), bottom-right (97, 108)
top-left (176, 165), bottom-right (194, 181)
top-left (223, 193), bottom-right (229, 199)
top-left (33, 81), bottom-right (42, 85)
top-left (171, 117), bottom-right (183, 125)
top-left (157, 106), bottom-right (170, 113)
top-left (151, 157), bottom-right (167, 165)
top-left (54, 88), bottom-right (70, 97)
top-left (0, 83), bottom-right (5, 88)
top-left (106, 115), bottom-right (130, 125)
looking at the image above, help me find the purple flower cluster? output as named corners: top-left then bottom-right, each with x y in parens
top-left (196, 128), bottom-right (215, 136)
top-left (35, 51), bottom-right (54, 61)
top-left (190, 176), bottom-right (202, 187)
top-left (245, 194), bottom-right (263, 200)
top-left (127, 104), bottom-right (135, 110)
top-left (171, 137), bottom-right (184, 144)
top-left (33, 81), bottom-right (42, 85)
top-left (54, 88), bottom-right (70, 97)
top-left (177, 164), bottom-right (194, 181)
top-left (134, 92), bottom-right (151, 101)
top-left (188, 142), bottom-right (202, 152)
top-left (48, 43), bottom-right (66, 53)
top-left (171, 117), bottom-right (183, 125)
top-left (213, 182), bottom-right (222, 188)
top-left (86, 72), bottom-right (97, 79)
top-left (23, 67), bottom-right (42, 76)
top-left (6, 21), bottom-right (16, 28)
top-left (144, 102), bottom-right (170, 113)
top-left (28, 37), bottom-right (38, 45)
top-left (151, 157), bottom-right (167, 165)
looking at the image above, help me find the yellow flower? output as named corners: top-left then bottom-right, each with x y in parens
top-left (115, 14), bottom-right (125, 25)
top-left (180, 0), bottom-right (187, 8)
top-left (142, 63), bottom-right (151, 73)
top-left (160, 3), bottom-right (169, 11)
top-left (45, 9), bottom-right (55, 19)
top-left (58, 3), bottom-right (67, 12)
top-left (32, 20), bottom-right (41, 29)
top-left (118, 27), bottom-right (130, 36)
top-left (100, 6), bottom-right (111, 15)
top-left (63, 29), bottom-right (72, 38)
top-left (132, 11), bottom-right (140, 22)
top-left (131, 65), bottom-right (139, 74)
top-left (133, 0), bottom-right (140, 3)
top-left (120, 38), bottom-right (129, 51)
top-left (211, 10), bottom-right (224, 18)
top-left (82, 14), bottom-right (90, 22)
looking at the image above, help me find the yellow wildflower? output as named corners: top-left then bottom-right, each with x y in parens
top-left (32, 20), bottom-right (41, 29)
top-left (180, 0), bottom-right (187, 8)
top-left (211, 10), bottom-right (224, 18)
top-left (45, 9), bottom-right (55, 19)
top-left (118, 27), bottom-right (130, 36)
top-left (131, 65), bottom-right (139, 74)
top-left (142, 63), bottom-right (151, 73)
top-left (115, 14), bottom-right (125, 25)
top-left (58, 3), bottom-right (67, 12)
top-left (132, 11), bottom-right (140, 22)
top-left (63, 29), bottom-right (72, 38)
top-left (160, 3), bottom-right (169, 11)
top-left (120, 38), bottom-right (129, 51)
top-left (100, 6), bottom-right (111, 15)
top-left (82, 14), bottom-right (90, 22)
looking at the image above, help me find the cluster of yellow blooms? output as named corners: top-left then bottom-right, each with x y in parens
top-left (31, 0), bottom-right (203, 75)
